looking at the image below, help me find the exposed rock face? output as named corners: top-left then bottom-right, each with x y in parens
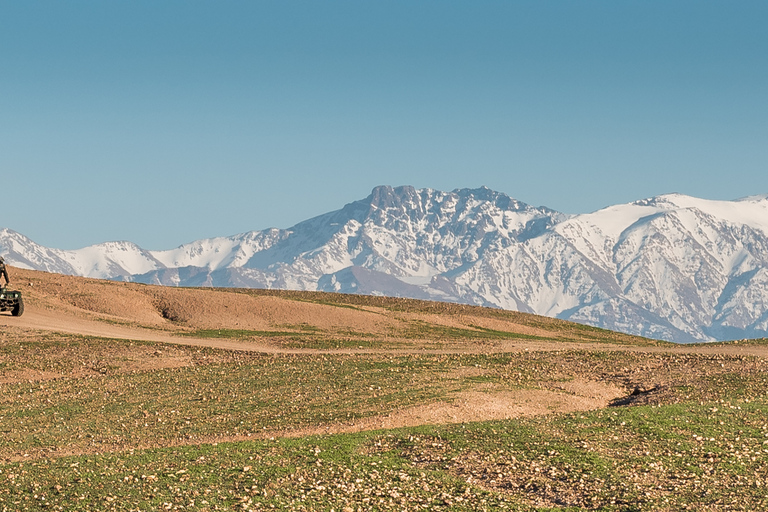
top-left (3, 186), bottom-right (768, 342)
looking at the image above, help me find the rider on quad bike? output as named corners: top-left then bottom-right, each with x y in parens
top-left (0, 256), bottom-right (9, 287)
top-left (0, 256), bottom-right (23, 316)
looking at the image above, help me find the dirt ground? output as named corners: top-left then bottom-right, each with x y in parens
top-left (283, 381), bottom-right (626, 439)
top-left (1, 266), bottom-right (766, 436)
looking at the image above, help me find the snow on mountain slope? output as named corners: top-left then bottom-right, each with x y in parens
top-left (2, 186), bottom-right (767, 343)
top-left (152, 229), bottom-right (290, 271)
top-left (64, 241), bottom-right (162, 278)
top-left (553, 203), bottom-right (664, 271)
top-left (0, 228), bottom-right (79, 275)
top-left (647, 194), bottom-right (768, 235)
top-left (544, 193), bottom-right (768, 341)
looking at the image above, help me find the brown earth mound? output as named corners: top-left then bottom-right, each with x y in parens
top-left (2, 266), bottom-right (645, 349)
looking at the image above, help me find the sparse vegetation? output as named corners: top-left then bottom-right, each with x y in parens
top-left (1, 400), bottom-right (767, 511)
top-left (1, 268), bottom-right (768, 510)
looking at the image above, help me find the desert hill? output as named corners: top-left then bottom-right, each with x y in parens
top-left (1, 266), bottom-right (659, 352)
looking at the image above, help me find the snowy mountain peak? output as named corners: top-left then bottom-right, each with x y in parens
top-left (632, 193), bottom-right (768, 235)
top-left (2, 186), bottom-right (768, 343)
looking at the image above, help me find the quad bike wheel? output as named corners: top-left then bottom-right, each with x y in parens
top-left (11, 296), bottom-right (23, 317)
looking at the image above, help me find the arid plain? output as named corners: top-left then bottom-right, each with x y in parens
top-left (1, 267), bottom-right (766, 511)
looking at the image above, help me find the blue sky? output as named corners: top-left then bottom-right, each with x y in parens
top-left (2, 1), bottom-right (767, 250)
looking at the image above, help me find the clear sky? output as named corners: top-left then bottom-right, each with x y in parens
top-left (2, 1), bottom-right (767, 250)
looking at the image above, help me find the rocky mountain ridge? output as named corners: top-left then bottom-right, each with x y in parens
top-left (2, 185), bottom-right (767, 342)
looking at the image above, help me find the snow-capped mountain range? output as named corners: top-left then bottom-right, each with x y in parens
top-left (3, 185), bottom-right (768, 343)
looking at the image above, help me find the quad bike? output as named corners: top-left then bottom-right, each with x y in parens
top-left (0, 287), bottom-right (24, 316)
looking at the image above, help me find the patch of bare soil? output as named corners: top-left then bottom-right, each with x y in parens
top-left (282, 380), bottom-right (625, 439)
top-left (549, 377), bottom-right (625, 402)
top-left (11, 267), bottom-right (402, 334)
top-left (147, 287), bottom-right (403, 333)
top-left (162, 381), bottom-right (625, 450)
top-left (0, 369), bottom-right (61, 385)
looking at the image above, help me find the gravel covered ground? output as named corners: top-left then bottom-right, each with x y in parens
top-left (0, 268), bottom-right (766, 510)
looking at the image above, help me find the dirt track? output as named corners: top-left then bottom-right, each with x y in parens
top-left (0, 308), bottom-right (299, 354)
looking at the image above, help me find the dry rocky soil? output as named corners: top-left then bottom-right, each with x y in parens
top-left (1, 267), bottom-right (768, 511)
top-left (2, 267), bottom-right (765, 439)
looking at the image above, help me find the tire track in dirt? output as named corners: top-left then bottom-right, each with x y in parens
top-left (0, 309), bottom-right (302, 354)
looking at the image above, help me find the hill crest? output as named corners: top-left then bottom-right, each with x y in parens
top-left (1, 267), bottom-right (658, 350)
